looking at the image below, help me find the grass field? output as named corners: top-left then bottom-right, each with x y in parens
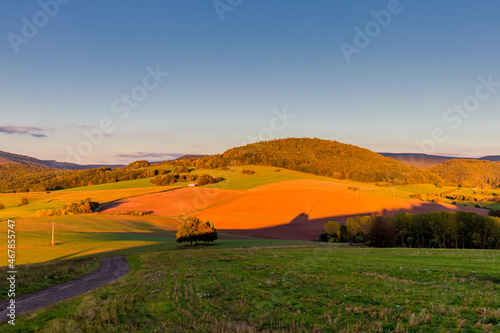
top-left (4, 246), bottom-right (498, 332)
top-left (0, 215), bottom-right (181, 265)
top-left (0, 185), bottom-right (182, 220)
top-left (0, 214), bottom-right (310, 301)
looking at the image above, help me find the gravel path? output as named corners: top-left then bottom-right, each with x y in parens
top-left (0, 256), bottom-right (129, 320)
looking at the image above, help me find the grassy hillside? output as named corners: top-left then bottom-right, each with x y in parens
top-left (195, 138), bottom-right (440, 185)
top-left (429, 159), bottom-right (500, 188)
top-left (4, 246), bottom-right (498, 332)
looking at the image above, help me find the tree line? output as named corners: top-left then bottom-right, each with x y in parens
top-left (320, 211), bottom-right (500, 249)
top-left (0, 162), bottom-right (169, 193)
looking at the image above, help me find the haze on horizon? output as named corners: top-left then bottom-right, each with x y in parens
top-left (1, 1), bottom-right (499, 164)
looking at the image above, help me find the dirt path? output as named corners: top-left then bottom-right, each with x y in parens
top-left (0, 256), bottom-right (129, 320)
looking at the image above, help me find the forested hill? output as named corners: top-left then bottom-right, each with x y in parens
top-left (0, 163), bottom-right (66, 192)
top-left (0, 162), bottom-right (161, 193)
top-left (195, 138), bottom-right (441, 184)
top-left (0, 150), bottom-right (123, 170)
top-left (428, 159), bottom-right (500, 188)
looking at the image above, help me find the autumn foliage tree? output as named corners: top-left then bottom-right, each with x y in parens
top-left (176, 216), bottom-right (218, 246)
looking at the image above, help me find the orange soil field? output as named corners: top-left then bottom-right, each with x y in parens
top-left (195, 180), bottom-right (487, 241)
top-left (100, 187), bottom-right (240, 216)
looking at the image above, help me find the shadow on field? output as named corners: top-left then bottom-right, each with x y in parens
top-left (220, 203), bottom-right (487, 242)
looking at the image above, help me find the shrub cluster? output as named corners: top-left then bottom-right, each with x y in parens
top-left (242, 169), bottom-right (255, 175)
top-left (320, 211), bottom-right (500, 249)
top-left (176, 216), bottom-right (218, 245)
top-left (36, 198), bottom-right (99, 217)
top-left (151, 173), bottom-right (221, 186)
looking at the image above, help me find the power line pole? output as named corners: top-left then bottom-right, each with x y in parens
top-left (51, 222), bottom-right (55, 246)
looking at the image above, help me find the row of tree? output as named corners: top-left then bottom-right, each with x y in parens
top-left (320, 211), bottom-right (500, 249)
top-left (151, 173), bottom-right (221, 186)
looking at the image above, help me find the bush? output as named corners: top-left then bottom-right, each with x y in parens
top-left (489, 210), bottom-right (500, 218)
top-left (19, 198), bottom-right (29, 206)
top-left (176, 216), bottom-right (218, 245)
top-left (317, 233), bottom-right (331, 242)
top-left (242, 169), bottom-right (255, 175)
top-left (195, 174), bottom-right (218, 186)
top-left (174, 166), bottom-right (190, 173)
top-left (409, 193), bottom-right (422, 200)
top-left (0, 203), bottom-right (4, 210)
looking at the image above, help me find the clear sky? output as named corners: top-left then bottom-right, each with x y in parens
top-left (1, 1), bottom-right (499, 164)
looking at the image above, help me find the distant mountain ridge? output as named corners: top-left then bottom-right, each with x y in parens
top-left (0, 150), bottom-right (124, 170)
top-left (379, 153), bottom-right (500, 169)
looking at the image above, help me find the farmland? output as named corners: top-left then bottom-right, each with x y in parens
top-left (1, 163), bottom-right (499, 331)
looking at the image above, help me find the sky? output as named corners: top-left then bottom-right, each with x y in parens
top-left (1, 0), bottom-right (499, 164)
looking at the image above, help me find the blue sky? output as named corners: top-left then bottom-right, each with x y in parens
top-left (1, 1), bottom-right (499, 164)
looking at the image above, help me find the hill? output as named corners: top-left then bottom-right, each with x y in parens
top-left (480, 155), bottom-right (500, 162)
top-left (174, 154), bottom-right (206, 161)
top-left (429, 159), bottom-right (500, 188)
top-left (195, 138), bottom-right (440, 185)
top-left (0, 150), bottom-right (123, 170)
top-left (380, 152), bottom-right (500, 168)
top-left (0, 163), bottom-right (65, 192)
top-left (379, 153), bottom-right (458, 169)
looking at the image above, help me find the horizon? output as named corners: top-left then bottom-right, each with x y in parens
top-left (1, 136), bottom-right (497, 166)
top-left (1, 1), bottom-right (500, 164)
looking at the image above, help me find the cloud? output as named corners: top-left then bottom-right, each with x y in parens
top-left (0, 126), bottom-right (47, 138)
top-left (114, 152), bottom-right (183, 160)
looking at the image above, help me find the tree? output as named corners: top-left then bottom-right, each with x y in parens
top-left (19, 198), bottom-right (29, 206)
top-left (345, 217), bottom-right (363, 243)
top-left (324, 221), bottom-right (340, 236)
top-left (0, 203), bottom-right (4, 210)
top-left (176, 216), bottom-right (218, 245)
top-left (367, 216), bottom-right (399, 248)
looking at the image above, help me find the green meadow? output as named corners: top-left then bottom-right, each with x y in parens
top-left (3, 246), bottom-right (498, 332)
